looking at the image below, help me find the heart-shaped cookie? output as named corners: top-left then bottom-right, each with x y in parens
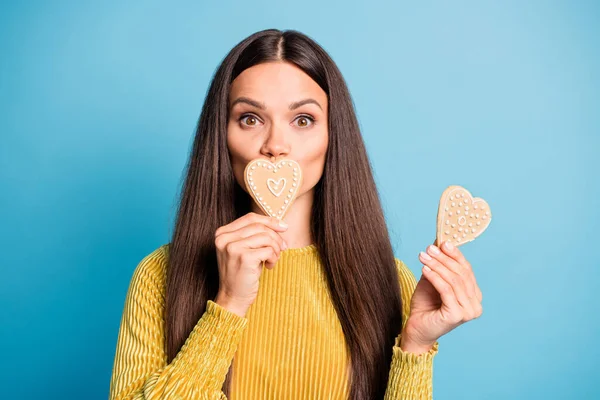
top-left (243, 158), bottom-right (303, 220)
top-left (435, 185), bottom-right (491, 247)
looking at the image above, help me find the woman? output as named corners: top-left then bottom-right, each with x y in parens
top-left (109, 29), bottom-right (483, 400)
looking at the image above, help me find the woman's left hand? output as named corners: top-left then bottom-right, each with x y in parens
top-left (401, 240), bottom-right (483, 351)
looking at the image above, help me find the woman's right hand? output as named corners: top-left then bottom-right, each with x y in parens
top-left (214, 212), bottom-right (289, 317)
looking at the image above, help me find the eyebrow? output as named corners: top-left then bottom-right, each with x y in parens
top-left (230, 96), bottom-right (323, 111)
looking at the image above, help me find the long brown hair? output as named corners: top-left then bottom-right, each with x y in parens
top-left (166, 29), bottom-right (403, 400)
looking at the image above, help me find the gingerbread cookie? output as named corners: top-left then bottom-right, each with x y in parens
top-left (243, 158), bottom-right (303, 220)
top-left (435, 185), bottom-right (491, 247)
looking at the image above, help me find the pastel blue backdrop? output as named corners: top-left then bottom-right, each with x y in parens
top-left (1, 1), bottom-right (598, 399)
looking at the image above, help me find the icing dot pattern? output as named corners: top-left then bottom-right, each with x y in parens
top-left (437, 186), bottom-right (492, 247)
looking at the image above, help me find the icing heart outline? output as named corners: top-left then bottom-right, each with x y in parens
top-left (267, 178), bottom-right (286, 197)
top-left (243, 158), bottom-right (303, 220)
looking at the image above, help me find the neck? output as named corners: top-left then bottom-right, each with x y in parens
top-left (250, 189), bottom-right (314, 249)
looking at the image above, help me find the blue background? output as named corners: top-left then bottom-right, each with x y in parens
top-left (1, 1), bottom-right (598, 399)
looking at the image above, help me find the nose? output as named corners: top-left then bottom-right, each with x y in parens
top-left (260, 125), bottom-right (290, 160)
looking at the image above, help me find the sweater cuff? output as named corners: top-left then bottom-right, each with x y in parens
top-left (384, 335), bottom-right (438, 400)
top-left (393, 334), bottom-right (439, 364)
top-left (170, 300), bottom-right (249, 393)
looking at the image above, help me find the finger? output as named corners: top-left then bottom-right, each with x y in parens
top-left (233, 232), bottom-right (283, 256)
top-left (466, 267), bottom-right (483, 304)
top-left (441, 240), bottom-right (478, 298)
top-left (244, 246), bottom-right (279, 269)
top-left (422, 258), bottom-right (481, 323)
top-left (216, 212), bottom-right (288, 237)
top-left (426, 244), bottom-right (477, 300)
top-left (263, 251), bottom-right (279, 269)
top-left (419, 251), bottom-right (472, 309)
top-left (216, 222), bottom-right (286, 251)
top-left (419, 262), bottom-right (462, 318)
top-left (421, 251), bottom-right (483, 320)
top-left (426, 245), bottom-right (462, 275)
top-left (440, 240), bottom-right (469, 267)
top-left (260, 246), bottom-right (280, 268)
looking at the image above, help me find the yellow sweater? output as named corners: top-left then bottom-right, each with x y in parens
top-left (109, 244), bottom-right (439, 400)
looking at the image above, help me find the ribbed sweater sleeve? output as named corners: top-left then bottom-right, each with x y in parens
top-left (108, 246), bottom-right (248, 400)
top-left (383, 259), bottom-right (440, 400)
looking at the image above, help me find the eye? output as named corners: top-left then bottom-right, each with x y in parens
top-left (293, 115), bottom-right (315, 128)
top-left (239, 114), bottom-right (262, 127)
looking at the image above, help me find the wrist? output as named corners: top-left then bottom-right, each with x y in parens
top-left (400, 321), bottom-right (437, 354)
top-left (214, 293), bottom-right (249, 318)
top-left (399, 334), bottom-right (435, 355)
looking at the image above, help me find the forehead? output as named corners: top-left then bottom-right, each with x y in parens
top-left (229, 61), bottom-right (327, 107)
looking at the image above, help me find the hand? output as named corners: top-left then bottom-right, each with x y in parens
top-left (214, 212), bottom-right (289, 317)
top-left (402, 240), bottom-right (483, 350)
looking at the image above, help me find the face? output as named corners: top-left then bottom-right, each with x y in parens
top-left (227, 61), bottom-right (329, 203)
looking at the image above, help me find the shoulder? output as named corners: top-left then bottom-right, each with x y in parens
top-left (126, 244), bottom-right (170, 302)
top-left (393, 257), bottom-right (418, 289)
top-left (132, 243), bottom-right (170, 279)
top-left (393, 257), bottom-right (420, 327)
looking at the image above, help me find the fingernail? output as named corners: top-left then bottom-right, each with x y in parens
top-left (428, 245), bottom-right (440, 255)
top-left (444, 241), bottom-right (454, 250)
top-left (423, 265), bottom-right (432, 272)
top-left (279, 220), bottom-right (288, 228)
top-left (420, 251), bottom-right (432, 260)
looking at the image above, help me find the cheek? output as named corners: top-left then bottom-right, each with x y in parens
top-left (227, 135), bottom-right (252, 191)
top-left (299, 135), bottom-right (328, 189)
